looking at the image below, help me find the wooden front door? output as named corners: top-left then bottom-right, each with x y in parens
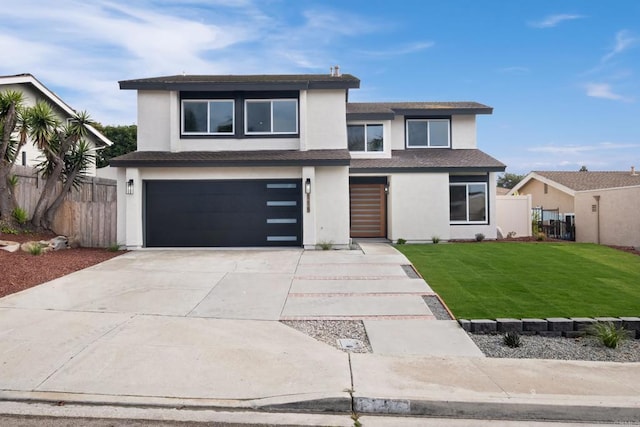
top-left (349, 183), bottom-right (386, 238)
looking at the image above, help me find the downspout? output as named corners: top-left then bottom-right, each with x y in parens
top-left (593, 195), bottom-right (600, 244)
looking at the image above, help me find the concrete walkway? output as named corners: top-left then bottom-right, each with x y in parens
top-left (0, 244), bottom-right (638, 423)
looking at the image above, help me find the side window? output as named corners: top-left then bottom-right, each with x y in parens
top-left (347, 124), bottom-right (383, 152)
top-left (406, 119), bottom-right (450, 148)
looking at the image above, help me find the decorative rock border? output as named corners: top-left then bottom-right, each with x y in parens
top-left (459, 317), bottom-right (640, 338)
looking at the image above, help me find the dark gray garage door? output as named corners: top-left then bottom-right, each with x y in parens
top-left (145, 180), bottom-right (302, 247)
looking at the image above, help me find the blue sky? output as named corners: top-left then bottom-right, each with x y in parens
top-left (1, 0), bottom-right (639, 174)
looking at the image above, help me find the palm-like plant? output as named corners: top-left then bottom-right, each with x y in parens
top-left (0, 90), bottom-right (25, 221)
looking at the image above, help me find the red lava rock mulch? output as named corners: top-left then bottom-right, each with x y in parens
top-left (0, 231), bottom-right (125, 298)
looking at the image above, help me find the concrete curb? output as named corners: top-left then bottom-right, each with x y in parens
top-left (2, 390), bottom-right (639, 423)
top-left (353, 396), bottom-right (640, 423)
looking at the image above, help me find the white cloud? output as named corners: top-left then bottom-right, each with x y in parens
top-left (602, 30), bottom-right (638, 62)
top-left (0, 0), bottom-right (379, 124)
top-left (529, 14), bottom-right (584, 29)
top-left (357, 41), bottom-right (435, 58)
top-left (528, 142), bottom-right (640, 154)
top-left (585, 82), bottom-right (632, 101)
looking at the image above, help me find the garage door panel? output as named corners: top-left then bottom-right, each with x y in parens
top-left (145, 180), bottom-right (302, 247)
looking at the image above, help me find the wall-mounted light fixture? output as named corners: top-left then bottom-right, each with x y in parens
top-left (126, 179), bottom-right (134, 195)
top-left (384, 183), bottom-right (390, 195)
top-left (305, 178), bottom-right (311, 213)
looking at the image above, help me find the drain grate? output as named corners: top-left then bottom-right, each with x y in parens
top-left (337, 338), bottom-right (363, 350)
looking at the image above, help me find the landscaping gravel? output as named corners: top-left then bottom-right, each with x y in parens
top-left (422, 295), bottom-right (453, 320)
top-left (281, 320), bottom-right (372, 353)
top-left (470, 333), bottom-right (640, 362)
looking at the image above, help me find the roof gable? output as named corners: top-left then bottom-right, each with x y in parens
top-left (510, 170), bottom-right (640, 195)
top-left (0, 73), bottom-right (112, 147)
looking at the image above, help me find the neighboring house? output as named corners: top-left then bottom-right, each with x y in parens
top-left (510, 170), bottom-right (640, 246)
top-left (0, 73), bottom-right (112, 176)
top-left (111, 72), bottom-right (505, 248)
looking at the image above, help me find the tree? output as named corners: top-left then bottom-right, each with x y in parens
top-left (497, 172), bottom-right (526, 189)
top-left (579, 165), bottom-right (588, 172)
top-left (28, 102), bottom-right (95, 229)
top-left (0, 90), bottom-right (27, 222)
top-left (94, 124), bottom-right (136, 168)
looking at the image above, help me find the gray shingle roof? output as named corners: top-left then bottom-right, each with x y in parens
top-left (350, 149), bottom-right (505, 172)
top-left (119, 74), bottom-right (360, 91)
top-left (109, 149), bottom-right (351, 167)
top-left (533, 171), bottom-right (640, 191)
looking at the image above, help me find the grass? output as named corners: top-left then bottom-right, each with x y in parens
top-left (396, 242), bottom-right (640, 319)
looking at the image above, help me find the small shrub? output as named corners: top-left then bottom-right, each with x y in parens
top-left (536, 232), bottom-right (546, 241)
top-left (396, 238), bottom-right (407, 245)
top-left (589, 322), bottom-right (629, 349)
top-left (12, 207), bottom-right (29, 225)
top-left (317, 241), bottom-right (333, 250)
top-left (431, 236), bottom-right (440, 244)
top-left (1, 225), bottom-right (19, 234)
top-left (503, 331), bottom-right (521, 348)
top-left (475, 233), bottom-right (485, 242)
top-left (28, 244), bottom-right (43, 256)
top-left (106, 242), bottom-right (121, 252)
top-left (507, 231), bottom-right (516, 239)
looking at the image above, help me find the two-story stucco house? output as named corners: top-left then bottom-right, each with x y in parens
top-left (111, 72), bottom-right (505, 249)
top-left (0, 74), bottom-right (112, 176)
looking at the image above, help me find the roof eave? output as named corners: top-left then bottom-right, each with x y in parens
top-left (119, 80), bottom-right (360, 91)
top-left (350, 166), bottom-right (506, 173)
top-left (110, 158), bottom-right (351, 168)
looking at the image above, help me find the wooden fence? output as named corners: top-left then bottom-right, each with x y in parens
top-left (11, 165), bottom-right (117, 247)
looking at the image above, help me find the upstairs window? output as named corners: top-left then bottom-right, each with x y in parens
top-left (245, 99), bottom-right (298, 134)
top-left (450, 183), bottom-right (487, 223)
top-left (182, 100), bottom-right (234, 134)
top-left (347, 124), bottom-right (383, 152)
top-left (406, 119), bottom-right (450, 148)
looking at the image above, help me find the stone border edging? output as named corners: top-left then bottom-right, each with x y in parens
top-left (458, 317), bottom-right (640, 338)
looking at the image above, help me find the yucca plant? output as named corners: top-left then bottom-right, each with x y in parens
top-left (503, 331), bottom-right (521, 348)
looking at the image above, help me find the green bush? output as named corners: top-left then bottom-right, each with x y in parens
top-left (431, 236), bottom-right (440, 244)
top-left (28, 244), bottom-right (43, 256)
top-left (475, 233), bottom-right (485, 242)
top-left (396, 238), bottom-right (407, 245)
top-left (12, 207), bottom-right (28, 225)
top-left (589, 322), bottom-right (629, 349)
top-left (106, 242), bottom-right (121, 252)
top-left (317, 241), bottom-right (333, 250)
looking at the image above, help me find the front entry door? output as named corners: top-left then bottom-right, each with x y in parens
top-left (349, 181), bottom-right (386, 238)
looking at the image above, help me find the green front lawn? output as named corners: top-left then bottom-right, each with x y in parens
top-left (397, 242), bottom-right (640, 319)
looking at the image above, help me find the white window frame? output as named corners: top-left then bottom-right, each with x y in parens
top-left (181, 99), bottom-right (235, 135)
top-left (406, 118), bottom-right (451, 148)
top-left (347, 123), bottom-right (384, 152)
top-left (449, 182), bottom-right (488, 224)
top-left (244, 99), bottom-right (298, 135)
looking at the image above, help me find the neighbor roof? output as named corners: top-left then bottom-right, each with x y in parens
top-left (0, 73), bottom-right (112, 147)
top-left (109, 149), bottom-right (351, 167)
top-left (347, 102), bottom-right (493, 120)
top-left (511, 170), bottom-right (640, 195)
top-left (350, 149), bottom-right (505, 173)
top-left (119, 74), bottom-right (360, 91)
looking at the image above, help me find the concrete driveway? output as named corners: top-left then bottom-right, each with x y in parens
top-left (1, 244), bottom-right (639, 423)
